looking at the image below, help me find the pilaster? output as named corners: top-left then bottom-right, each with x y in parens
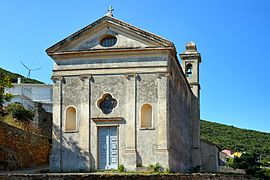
top-left (79, 74), bottom-right (93, 171)
top-left (124, 73), bottom-right (138, 170)
top-left (50, 76), bottom-right (64, 172)
top-left (156, 73), bottom-right (169, 166)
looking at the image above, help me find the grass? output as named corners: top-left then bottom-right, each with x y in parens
top-left (0, 114), bottom-right (44, 135)
top-left (94, 169), bottom-right (177, 175)
top-left (94, 171), bottom-right (175, 175)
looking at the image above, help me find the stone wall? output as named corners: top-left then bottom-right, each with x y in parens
top-left (200, 140), bottom-right (219, 172)
top-left (50, 75), bottom-right (94, 172)
top-left (0, 173), bottom-right (254, 180)
top-left (167, 55), bottom-right (194, 172)
top-left (50, 50), bottom-right (170, 172)
top-left (49, 54), bottom-right (203, 173)
top-left (0, 121), bottom-right (51, 170)
top-left (51, 72), bottom-right (169, 172)
top-left (136, 73), bottom-right (166, 168)
top-left (61, 76), bottom-right (90, 172)
top-left (32, 102), bottom-right (52, 138)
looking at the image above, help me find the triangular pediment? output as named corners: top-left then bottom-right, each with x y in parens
top-left (46, 15), bottom-right (175, 54)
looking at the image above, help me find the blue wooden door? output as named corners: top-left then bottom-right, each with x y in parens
top-left (98, 127), bottom-right (118, 170)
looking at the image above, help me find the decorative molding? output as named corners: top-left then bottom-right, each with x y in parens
top-left (139, 127), bottom-right (155, 130)
top-left (92, 117), bottom-right (123, 123)
top-left (189, 82), bottom-right (201, 90)
top-left (157, 72), bottom-right (170, 79)
top-left (79, 74), bottom-right (93, 82)
top-left (180, 53), bottom-right (201, 63)
top-left (124, 73), bottom-right (139, 80)
top-left (51, 76), bottom-right (64, 83)
top-left (156, 148), bottom-right (169, 153)
top-left (125, 149), bottom-right (136, 153)
top-left (190, 82), bottom-right (200, 86)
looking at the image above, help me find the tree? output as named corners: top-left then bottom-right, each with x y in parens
top-left (262, 156), bottom-right (270, 167)
top-left (231, 152), bottom-right (270, 179)
top-left (0, 75), bottom-right (13, 114)
top-left (232, 152), bottom-right (260, 170)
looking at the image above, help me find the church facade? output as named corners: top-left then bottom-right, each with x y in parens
top-left (47, 12), bottom-right (202, 172)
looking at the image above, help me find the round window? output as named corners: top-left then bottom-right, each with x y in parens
top-left (100, 35), bottom-right (117, 47)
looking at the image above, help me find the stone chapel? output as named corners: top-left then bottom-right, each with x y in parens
top-left (47, 10), bottom-right (203, 172)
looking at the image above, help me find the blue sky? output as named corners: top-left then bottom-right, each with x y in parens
top-left (1, 0), bottom-right (269, 132)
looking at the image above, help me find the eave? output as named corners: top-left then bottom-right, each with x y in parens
top-left (47, 46), bottom-right (176, 60)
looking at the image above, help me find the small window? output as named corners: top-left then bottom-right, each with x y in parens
top-left (186, 63), bottom-right (193, 77)
top-left (141, 104), bottom-right (153, 128)
top-left (97, 93), bottom-right (117, 114)
top-left (65, 106), bottom-right (77, 132)
top-left (100, 35), bottom-right (117, 47)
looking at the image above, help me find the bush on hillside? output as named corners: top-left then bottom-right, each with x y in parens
top-left (0, 75), bottom-right (13, 115)
top-left (230, 152), bottom-right (270, 179)
top-left (232, 152), bottom-right (260, 170)
top-left (6, 103), bottom-right (34, 122)
top-left (262, 156), bottom-right (270, 167)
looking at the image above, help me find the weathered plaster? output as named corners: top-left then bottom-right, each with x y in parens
top-left (48, 15), bottom-right (204, 173)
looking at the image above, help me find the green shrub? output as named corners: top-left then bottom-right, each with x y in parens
top-left (226, 157), bottom-right (234, 168)
top-left (261, 156), bottom-right (270, 167)
top-left (228, 152), bottom-right (270, 179)
top-left (6, 103), bottom-right (34, 122)
top-left (0, 75), bottom-right (13, 115)
top-left (250, 168), bottom-right (270, 179)
top-left (153, 163), bottom-right (161, 173)
top-left (164, 168), bottom-right (174, 174)
top-left (264, 168), bottom-right (270, 178)
top-left (232, 152), bottom-right (260, 170)
top-left (118, 164), bottom-right (125, 172)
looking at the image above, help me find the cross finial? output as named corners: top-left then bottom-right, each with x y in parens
top-left (106, 6), bottom-right (114, 17)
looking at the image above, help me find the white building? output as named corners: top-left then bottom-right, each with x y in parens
top-left (5, 79), bottom-right (53, 113)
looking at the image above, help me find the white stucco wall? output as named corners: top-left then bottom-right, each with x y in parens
top-left (5, 83), bottom-right (53, 112)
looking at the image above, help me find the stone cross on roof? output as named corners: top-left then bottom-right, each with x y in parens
top-left (105, 6), bottom-right (114, 17)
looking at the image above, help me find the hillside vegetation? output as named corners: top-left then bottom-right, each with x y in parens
top-left (201, 120), bottom-right (270, 158)
top-left (0, 67), bottom-right (43, 84)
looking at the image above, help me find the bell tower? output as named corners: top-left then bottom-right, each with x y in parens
top-left (180, 41), bottom-right (201, 98)
top-left (180, 41), bottom-right (202, 169)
